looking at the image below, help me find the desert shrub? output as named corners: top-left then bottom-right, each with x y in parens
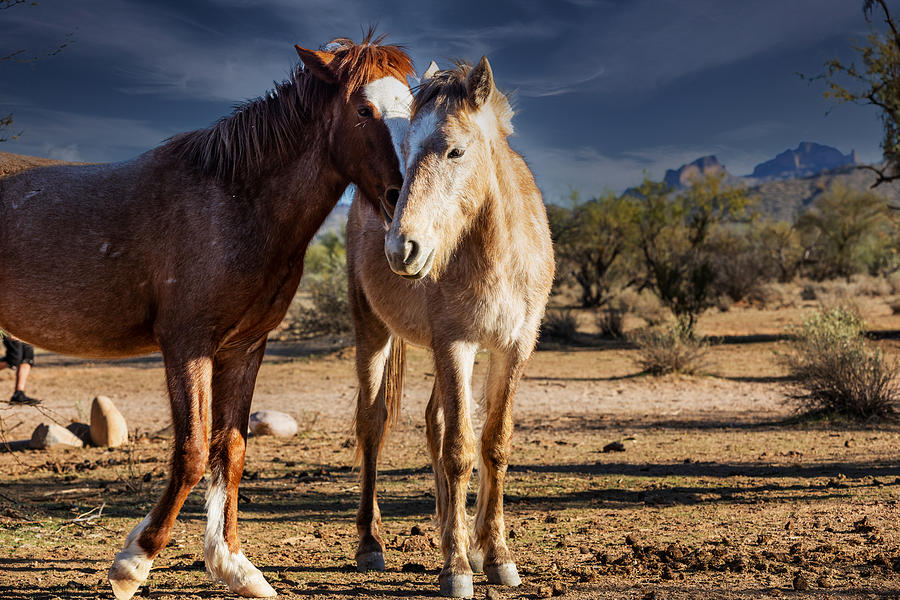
top-left (596, 299), bottom-right (628, 339)
top-left (796, 184), bottom-right (895, 280)
top-left (887, 272), bottom-right (900, 295)
top-left (549, 192), bottom-right (640, 307)
top-left (540, 309), bottom-right (579, 343)
top-left (285, 230), bottom-right (352, 336)
top-left (629, 317), bottom-right (709, 376)
top-left (781, 306), bottom-right (897, 419)
top-left (631, 289), bottom-right (668, 327)
top-left (629, 174), bottom-right (753, 333)
top-left (800, 282), bottom-right (818, 301)
top-left (849, 273), bottom-right (892, 297)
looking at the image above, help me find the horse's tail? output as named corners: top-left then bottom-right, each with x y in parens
top-left (353, 336), bottom-right (406, 465)
top-left (382, 336), bottom-right (406, 441)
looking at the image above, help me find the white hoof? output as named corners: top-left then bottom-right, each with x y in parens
top-left (439, 572), bottom-right (474, 598)
top-left (231, 568), bottom-right (277, 598)
top-left (108, 549), bottom-right (153, 600)
top-left (356, 551), bottom-right (386, 572)
top-left (485, 562), bottom-right (521, 587)
top-left (206, 547), bottom-right (276, 597)
top-left (109, 515), bottom-right (154, 600)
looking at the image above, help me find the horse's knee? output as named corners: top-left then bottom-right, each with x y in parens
top-left (179, 443), bottom-right (208, 488)
top-left (480, 443), bottom-right (509, 476)
top-left (443, 439), bottom-right (476, 481)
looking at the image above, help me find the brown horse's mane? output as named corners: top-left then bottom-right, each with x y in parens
top-left (412, 62), bottom-right (514, 135)
top-left (168, 30), bottom-right (414, 183)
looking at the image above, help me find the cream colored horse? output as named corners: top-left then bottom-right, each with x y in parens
top-left (346, 57), bottom-right (554, 598)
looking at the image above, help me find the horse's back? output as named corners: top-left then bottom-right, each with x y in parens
top-left (0, 151), bottom-right (82, 180)
top-left (0, 153), bottom-right (166, 356)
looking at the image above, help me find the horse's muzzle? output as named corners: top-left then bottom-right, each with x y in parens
top-left (384, 232), bottom-right (434, 279)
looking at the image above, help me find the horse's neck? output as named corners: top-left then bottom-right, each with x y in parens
top-left (252, 146), bottom-right (348, 252)
top-left (469, 143), bottom-right (532, 255)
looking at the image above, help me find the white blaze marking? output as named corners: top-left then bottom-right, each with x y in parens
top-left (405, 110), bottom-right (439, 170)
top-left (362, 76), bottom-right (413, 175)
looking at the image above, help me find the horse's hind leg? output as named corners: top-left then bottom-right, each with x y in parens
top-left (474, 349), bottom-right (527, 587)
top-left (433, 340), bottom-right (478, 598)
top-left (108, 350), bottom-right (213, 600)
top-left (204, 339), bottom-right (275, 597)
top-left (351, 296), bottom-right (393, 572)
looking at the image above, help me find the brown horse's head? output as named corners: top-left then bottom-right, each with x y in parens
top-left (295, 33), bottom-right (414, 210)
top-left (384, 57), bottom-right (514, 279)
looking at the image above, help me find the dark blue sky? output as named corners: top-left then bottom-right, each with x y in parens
top-left (0, 0), bottom-right (886, 199)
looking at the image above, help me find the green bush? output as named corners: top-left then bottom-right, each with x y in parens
top-left (284, 229), bottom-right (352, 337)
top-left (629, 318), bottom-right (708, 376)
top-left (782, 306), bottom-right (897, 419)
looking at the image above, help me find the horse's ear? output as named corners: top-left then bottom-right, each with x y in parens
top-left (422, 61), bottom-right (440, 81)
top-left (466, 56), bottom-right (494, 107)
top-left (295, 45), bottom-right (337, 84)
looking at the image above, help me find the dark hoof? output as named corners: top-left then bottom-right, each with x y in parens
top-left (467, 547), bottom-right (484, 573)
top-left (356, 551), bottom-right (385, 572)
top-left (485, 563), bottom-right (521, 587)
top-left (439, 572), bottom-right (474, 598)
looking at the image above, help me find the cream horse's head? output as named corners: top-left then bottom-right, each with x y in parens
top-left (383, 57), bottom-right (514, 279)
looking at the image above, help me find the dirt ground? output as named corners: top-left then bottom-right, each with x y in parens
top-left (1, 301), bottom-right (900, 599)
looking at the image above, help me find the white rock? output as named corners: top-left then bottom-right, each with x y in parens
top-left (90, 395), bottom-right (128, 448)
top-left (249, 410), bottom-right (298, 437)
top-left (30, 423), bottom-right (84, 449)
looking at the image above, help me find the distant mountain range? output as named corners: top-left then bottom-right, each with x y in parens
top-left (659, 142), bottom-right (900, 221)
top-left (663, 142), bottom-right (861, 189)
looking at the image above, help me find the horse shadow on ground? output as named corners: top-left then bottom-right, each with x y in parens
top-left (4, 456), bottom-right (897, 526)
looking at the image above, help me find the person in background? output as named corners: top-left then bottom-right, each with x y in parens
top-left (0, 332), bottom-right (39, 405)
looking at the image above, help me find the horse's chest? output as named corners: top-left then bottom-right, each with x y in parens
top-left (456, 277), bottom-right (528, 348)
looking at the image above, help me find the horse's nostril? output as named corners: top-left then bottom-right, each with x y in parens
top-left (385, 187), bottom-right (400, 209)
top-left (403, 239), bottom-right (420, 265)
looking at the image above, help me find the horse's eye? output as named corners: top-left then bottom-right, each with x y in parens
top-left (448, 148), bottom-right (465, 159)
top-left (357, 106), bottom-right (374, 118)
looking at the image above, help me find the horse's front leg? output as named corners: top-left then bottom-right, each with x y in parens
top-left (204, 339), bottom-right (275, 597)
top-left (108, 346), bottom-right (213, 600)
top-left (433, 340), bottom-right (478, 598)
top-left (474, 348), bottom-right (529, 587)
top-left (425, 386), bottom-right (483, 574)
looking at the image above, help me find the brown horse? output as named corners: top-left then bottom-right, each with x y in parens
top-left (346, 58), bottom-right (554, 598)
top-left (0, 34), bottom-right (414, 599)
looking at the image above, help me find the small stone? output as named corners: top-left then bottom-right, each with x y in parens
top-left (625, 534), bottom-right (638, 546)
top-left (784, 520), bottom-right (795, 531)
top-left (793, 572), bottom-right (812, 591)
top-left (853, 517), bottom-right (876, 534)
top-left (90, 396), bottom-right (128, 447)
top-left (551, 581), bottom-right (568, 596)
top-left (30, 423), bottom-right (84, 449)
top-left (66, 422), bottom-right (92, 445)
top-left (536, 586), bottom-right (553, 599)
top-left (602, 441), bottom-right (626, 453)
top-left (816, 575), bottom-right (831, 588)
top-left (485, 588), bottom-right (502, 600)
top-left (844, 439), bottom-right (854, 448)
top-left (248, 410), bottom-right (298, 437)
